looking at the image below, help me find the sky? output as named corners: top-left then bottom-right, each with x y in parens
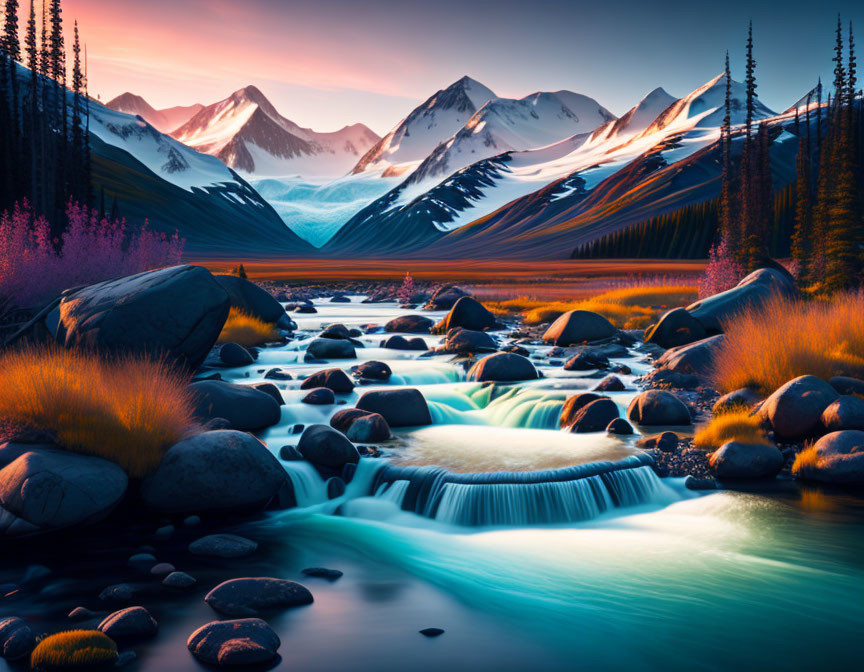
top-left (41, 0), bottom-right (864, 134)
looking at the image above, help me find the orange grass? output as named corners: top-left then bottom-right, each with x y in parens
top-left (30, 630), bottom-right (118, 670)
top-left (712, 292), bottom-right (864, 394)
top-left (485, 285), bottom-right (697, 329)
top-left (693, 410), bottom-right (770, 449)
top-left (217, 307), bottom-right (279, 347)
top-left (0, 345), bottom-right (197, 477)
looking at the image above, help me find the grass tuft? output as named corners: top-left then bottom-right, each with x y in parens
top-left (30, 630), bottom-right (118, 670)
top-left (0, 345), bottom-right (197, 477)
top-left (217, 307), bottom-right (279, 347)
top-left (693, 410), bottom-right (769, 450)
top-left (712, 292), bottom-right (864, 394)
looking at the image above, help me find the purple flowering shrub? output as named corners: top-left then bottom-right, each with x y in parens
top-left (698, 236), bottom-right (743, 299)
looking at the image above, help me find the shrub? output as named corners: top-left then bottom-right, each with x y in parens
top-left (397, 271), bottom-right (415, 304)
top-left (0, 345), bottom-right (197, 477)
top-left (217, 307), bottom-right (279, 347)
top-left (0, 200), bottom-right (183, 310)
top-left (30, 630), bottom-right (118, 670)
top-left (712, 292), bottom-right (864, 393)
top-left (698, 236), bottom-right (744, 299)
top-left (693, 410), bottom-right (770, 449)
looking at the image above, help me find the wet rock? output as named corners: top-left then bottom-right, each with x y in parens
top-left (301, 368), bottom-right (355, 393)
top-left (821, 396), bottom-right (864, 432)
top-left (425, 284), bottom-right (467, 310)
top-left (330, 295), bottom-right (351, 303)
top-left (205, 578), bottom-right (313, 617)
top-left (382, 335), bottom-right (428, 351)
top-left (565, 398), bottom-right (620, 433)
top-left (563, 349), bottom-right (609, 371)
top-left (560, 393), bottom-right (607, 427)
top-left (829, 376), bottom-right (864, 396)
top-left (684, 475), bottom-right (718, 490)
top-left (307, 337), bottom-right (356, 359)
top-left (163, 571), bottom-right (197, 589)
top-left (188, 534), bottom-right (258, 559)
top-left (330, 409), bottom-right (374, 433)
top-left (594, 375), bottom-right (626, 392)
top-left (301, 568), bottom-right (343, 580)
top-left (99, 583), bottom-right (151, 603)
top-left (298, 425), bottom-right (361, 469)
top-left (654, 335), bottom-right (725, 376)
top-left (250, 383), bottom-right (284, 406)
top-left (644, 308), bottom-right (707, 348)
top-left (219, 342), bottom-right (255, 368)
top-left (542, 310), bottom-right (616, 346)
top-left (264, 368), bottom-right (292, 381)
top-left (432, 297), bottom-right (500, 334)
top-left (302, 387), bottom-right (336, 405)
top-left (759, 375), bottom-right (839, 440)
top-left (627, 390), bottom-right (691, 426)
top-left (294, 304), bottom-right (317, 313)
top-left (142, 431), bottom-right (285, 514)
top-left (502, 344), bottom-right (530, 357)
top-left (709, 441), bottom-right (784, 479)
top-left (645, 369), bottom-right (702, 390)
top-left (385, 315), bottom-right (434, 333)
top-left (98, 606), bottom-right (158, 640)
top-left (637, 432), bottom-right (679, 452)
top-left (150, 563), bottom-right (175, 576)
top-left (188, 618), bottom-right (280, 666)
top-left (346, 413), bottom-right (391, 443)
top-left (320, 323), bottom-right (351, 340)
top-left (68, 607), bottom-right (97, 621)
top-left (356, 389), bottom-right (432, 427)
top-left (127, 553), bottom-right (157, 572)
top-left (215, 273), bottom-right (289, 325)
top-left (0, 617), bottom-right (35, 660)
top-left (792, 430), bottom-right (864, 483)
top-left (190, 380), bottom-right (281, 431)
top-left (606, 418), bottom-right (634, 435)
top-left (467, 352), bottom-right (539, 382)
top-left (438, 328), bottom-right (498, 354)
top-left (420, 628), bottom-right (445, 637)
top-left (713, 388), bottom-right (763, 414)
top-left (327, 477), bottom-right (346, 499)
top-left (352, 360), bottom-right (392, 381)
top-left (279, 445), bottom-right (302, 461)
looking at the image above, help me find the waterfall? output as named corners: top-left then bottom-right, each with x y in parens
top-left (369, 454), bottom-right (672, 526)
top-left (423, 386), bottom-right (567, 429)
top-left (284, 461), bottom-right (330, 507)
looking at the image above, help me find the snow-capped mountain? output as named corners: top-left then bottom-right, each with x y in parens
top-left (352, 76), bottom-right (496, 178)
top-left (170, 86), bottom-right (380, 177)
top-left (106, 92), bottom-right (203, 133)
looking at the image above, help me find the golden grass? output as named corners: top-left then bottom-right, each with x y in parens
top-left (712, 292), bottom-right (864, 394)
top-left (0, 345), bottom-right (197, 478)
top-left (693, 410), bottom-right (770, 449)
top-left (485, 285), bottom-right (697, 329)
top-left (791, 444), bottom-right (820, 478)
top-left (217, 307), bottom-right (279, 347)
top-left (30, 630), bottom-right (118, 670)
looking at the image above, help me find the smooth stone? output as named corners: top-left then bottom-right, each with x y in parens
top-left (0, 617), bottom-right (35, 660)
top-left (187, 618), bottom-right (280, 666)
top-left (654, 334), bottom-right (725, 376)
top-left (163, 572), bottom-right (197, 589)
top-left (327, 477), bottom-right (346, 499)
top-left (594, 375), bottom-right (625, 392)
top-left (205, 578), bottom-right (313, 617)
top-left (709, 441), bottom-right (784, 479)
top-left (356, 389), bottom-right (432, 427)
top-left (302, 387), bottom-right (336, 405)
top-left (98, 606), bottom-right (158, 640)
top-left (352, 361), bottom-right (392, 380)
top-left (385, 315), bottom-right (434, 333)
top-left (346, 413), bottom-right (391, 443)
top-left (606, 418), bottom-right (634, 435)
top-left (301, 567), bottom-right (343, 580)
top-left (420, 628), bottom-right (445, 637)
top-left (188, 534), bottom-right (258, 559)
top-left (644, 308), bottom-right (707, 348)
top-left (542, 310), bottom-right (616, 346)
top-left (297, 425), bottom-right (360, 469)
top-left (252, 382), bottom-right (284, 406)
top-left (759, 375), bottom-right (839, 440)
top-left (566, 398), bottom-right (620, 433)
top-left (829, 376), bottom-right (864, 396)
top-left (68, 607), bottom-right (97, 621)
top-left (821, 395), bottom-right (864, 432)
top-left (150, 563), bottom-right (175, 576)
top-left (684, 475), bottom-right (718, 490)
top-left (214, 273), bottom-right (288, 324)
top-left (425, 284), bottom-right (467, 310)
top-left (190, 380), bottom-right (281, 431)
top-left (307, 338), bottom-right (356, 359)
top-left (219, 342), bottom-right (254, 367)
top-left (793, 430), bottom-right (864, 483)
top-left (279, 445), bottom-right (303, 461)
top-left (438, 327), bottom-right (497, 354)
top-left (627, 390), bottom-right (691, 426)
top-left (560, 393), bottom-right (607, 427)
top-left (563, 349), bottom-right (609, 371)
top-left (301, 368), bottom-right (355, 393)
top-left (467, 352), bottom-right (539, 382)
top-left (432, 296), bottom-right (499, 334)
top-left (637, 432), bottom-right (679, 452)
top-left (264, 368), bottom-right (292, 381)
top-left (713, 388), bottom-right (763, 414)
top-left (127, 553), bottom-right (157, 572)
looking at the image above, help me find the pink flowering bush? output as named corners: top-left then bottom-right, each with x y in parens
top-left (698, 236), bottom-right (743, 299)
top-left (397, 271), bottom-right (415, 304)
top-left (0, 200), bottom-right (183, 309)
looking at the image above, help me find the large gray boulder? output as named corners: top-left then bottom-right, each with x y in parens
top-left (467, 352), bottom-right (539, 382)
top-left (709, 441), bottom-right (784, 479)
top-left (792, 430), bottom-right (864, 483)
top-left (297, 425), bottom-right (360, 469)
top-left (759, 375), bottom-right (839, 440)
top-left (141, 431), bottom-right (285, 514)
top-left (645, 308), bottom-right (707, 348)
top-left (188, 618), bottom-right (280, 666)
top-left (205, 578), bottom-right (313, 617)
top-left (627, 390), bottom-right (691, 426)
top-left (686, 268), bottom-right (798, 333)
top-left (190, 380), bottom-right (281, 431)
top-left (542, 310), bottom-right (616, 346)
top-left (0, 446), bottom-right (128, 537)
top-left (55, 265), bottom-right (229, 369)
top-left (432, 297), bottom-right (499, 334)
top-left (654, 335), bottom-right (725, 376)
top-left (356, 389), bottom-right (432, 427)
top-left (214, 274), bottom-right (290, 327)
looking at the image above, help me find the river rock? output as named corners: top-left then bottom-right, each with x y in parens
top-left (0, 617), bottom-right (35, 660)
top-left (759, 375), bottom-right (839, 440)
top-left (55, 265), bottom-right (229, 369)
top-left (385, 315), bottom-right (434, 333)
top-left (829, 376), bottom-right (864, 396)
top-left (627, 390), bottom-right (691, 426)
top-left (188, 618), bottom-right (280, 666)
top-left (319, 323), bottom-right (351, 340)
top-left (356, 389), bottom-right (432, 427)
top-left (382, 335), bottom-right (428, 351)
top-left (189, 534), bottom-right (258, 559)
top-left (301, 368), bottom-right (355, 393)
top-left (560, 393), bottom-right (607, 427)
top-left (432, 297), bottom-right (500, 334)
top-left (686, 268), bottom-right (798, 333)
top-left (302, 567), bottom-right (343, 580)
top-left (163, 571), bottom-right (197, 588)
top-left (654, 334), bottom-right (725, 376)
top-left (219, 342), bottom-right (254, 367)
top-left (298, 425), bottom-right (361, 469)
top-left (636, 432), bottom-right (679, 452)
top-left (264, 368), bottom-right (292, 381)
top-left (330, 409), bottom-right (374, 433)
top-left (793, 430), bottom-right (864, 483)
top-left (713, 388), bottom-right (763, 414)
top-left (565, 398), bottom-right (620, 433)
top-left (346, 413), bottom-right (391, 443)
top-left (439, 328), bottom-right (498, 354)
top-left (98, 606), bottom-right (157, 640)
top-left (821, 396), bottom-right (864, 432)
top-left (205, 578), bottom-right (313, 617)
top-left (352, 361), bottom-right (392, 381)
top-left (0, 445), bottom-right (127, 538)
top-left (307, 337), bottom-right (356, 359)
top-left (252, 382), bottom-right (284, 406)
top-left (214, 274), bottom-right (289, 326)
top-left (709, 441), bottom-right (784, 479)
top-left (563, 348), bottom-right (609, 371)
top-left (594, 375), bottom-right (626, 392)
top-left (141, 431), bottom-right (285, 514)
top-left (645, 308), bottom-right (707, 348)
top-left (425, 284), bottom-right (467, 310)
top-left (542, 310), bottom-right (616, 346)
top-left (302, 388), bottom-right (336, 405)
top-left (190, 380), bottom-right (281, 431)
top-left (606, 418), bottom-right (634, 435)
top-left (467, 352), bottom-right (539, 382)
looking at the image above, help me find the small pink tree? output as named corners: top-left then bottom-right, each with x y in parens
top-left (699, 235), bottom-right (743, 299)
top-left (397, 271), bottom-right (415, 303)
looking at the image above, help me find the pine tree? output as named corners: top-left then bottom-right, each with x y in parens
top-left (719, 50), bottom-right (738, 256)
top-left (3, 0), bottom-right (21, 62)
top-left (833, 14), bottom-right (846, 100)
top-left (744, 21), bottom-right (757, 135)
top-left (71, 20), bottom-right (84, 202)
top-left (791, 106), bottom-right (813, 278)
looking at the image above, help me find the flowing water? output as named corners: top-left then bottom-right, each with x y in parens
top-left (2, 296), bottom-right (862, 671)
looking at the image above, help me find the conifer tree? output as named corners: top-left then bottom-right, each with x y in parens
top-left (791, 105), bottom-right (813, 278)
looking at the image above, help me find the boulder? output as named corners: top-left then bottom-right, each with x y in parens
top-left (330, 295), bottom-right (351, 303)
top-left (252, 383), bottom-right (284, 406)
top-left (352, 360), bottom-right (392, 381)
top-left (163, 572), bottom-right (197, 589)
top-left (356, 389), bottom-right (432, 427)
top-left (560, 393), bottom-right (607, 427)
top-left (98, 607), bottom-right (158, 640)
top-left (385, 315), bottom-right (434, 333)
top-left (542, 310), bottom-right (616, 346)
top-left (264, 368), bottom-right (292, 381)
top-left (432, 297), bottom-right (499, 334)
top-left (301, 368), bottom-right (355, 393)
top-left (686, 268), bottom-right (799, 333)
top-left (302, 388), bottom-right (335, 405)
top-left (190, 381), bottom-right (281, 431)
top-left (214, 274), bottom-right (288, 325)
top-left (654, 335), bottom-right (725, 376)
top-left (294, 304), bottom-right (317, 314)
top-left (55, 265), bottom-right (229, 369)
top-left (188, 618), bottom-right (280, 666)
top-left (636, 432), bottom-right (679, 452)
top-left (141, 431), bottom-right (285, 514)
top-left (821, 396), bottom-right (864, 432)
top-left (425, 284), bottom-right (467, 310)
top-left (644, 308), bottom-right (707, 348)
top-left (0, 617), bottom-right (35, 660)
top-left (627, 390), bottom-right (691, 426)
top-left (467, 352), bottom-right (539, 382)
top-left (307, 338), bottom-right (356, 359)
top-left (563, 349), bottom-right (608, 371)
top-left (319, 323), bottom-right (351, 340)
top-left (0, 446), bottom-right (128, 537)
top-left (382, 335), bottom-right (427, 351)
top-left (330, 408), bottom-right (375, 433)
top-left (792, 430), bottom-right (864, 483)
top-left (205, 578), bottom-right (313, 617)
top-left (346, 413), bottom-right (391, 443)
top-left (713, 388), bottom-right (763, 414)
top-left (297, 425), bottom-right (361, 469)
top-left (219, 342), bottom-right (254, 367)
top-left (594, 375), bottom-right (626, 392)
top-left (759, 375), bottom-right (839, 440)
top-left (565, 398), bottom-right (620, 433)
top-left (188, 534), bottom-right (258, 559)
top-left (829, 376), bottom-right (864, 396)
top-left (606, 418), bottom-right (634, 435)
top-left (438, 328), bottom-right (497, 354)
top-left (709, 441), bottom-right (784, 479)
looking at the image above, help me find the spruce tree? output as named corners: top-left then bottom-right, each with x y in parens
top-left (791, 106), bottom-right (813, 278)
top-left (3, 0), bottom-right (21, 62)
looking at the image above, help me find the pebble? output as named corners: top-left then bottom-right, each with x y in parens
top-left (68, 606), bottom-right (97, 621)
top-left (98, 606), bottom-right (158, 640)
top-left (163, 572), bottom-right (197, 589)
top-left (420, 628), bottom-right (445, 637)
top-left (150, 563), bottom-right (175, 576)
top-left (128, 553), bottom-right (157, 572)
top-left (155, 524), bottom-right (175, 539)
top-left (188, 534), bottom-right (258, 559)
top-left (301, 567), bottom-right (343, 580)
